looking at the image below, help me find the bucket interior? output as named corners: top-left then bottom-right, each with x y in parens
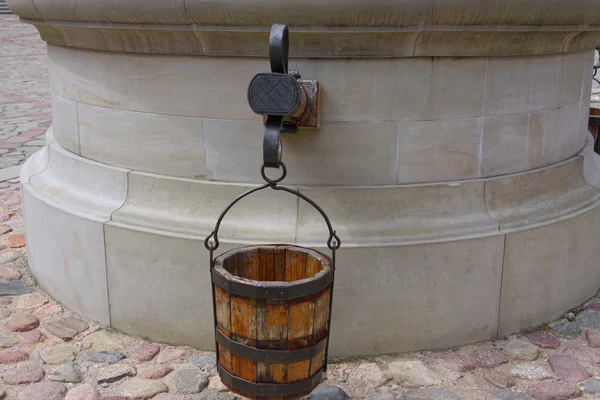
top-left (220, 246), bottom-right (327, 283)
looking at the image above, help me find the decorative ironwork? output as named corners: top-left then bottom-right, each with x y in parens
top-left (247, 24), bottom-right (320, 168)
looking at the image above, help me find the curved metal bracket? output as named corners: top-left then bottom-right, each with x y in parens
top-left (594, 47), bottom-right (600, 85)
top-left (264, 116), bottom-right (283, 168)
top-left (270, 24), bottom-right (289, 74)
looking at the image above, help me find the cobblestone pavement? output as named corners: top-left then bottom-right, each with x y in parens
top-left (2, 181), bottom-right (600, 399)
top-left (0, 15), bottom-right (50, 169)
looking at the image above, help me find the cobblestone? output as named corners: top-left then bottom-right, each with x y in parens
top-left (0, 16), bottom-right (50, 168)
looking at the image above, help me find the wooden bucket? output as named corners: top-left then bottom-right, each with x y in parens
top-left (212, 244), bottom-right (333, 400)
top-left (204, 168), bottom-right (340, 399)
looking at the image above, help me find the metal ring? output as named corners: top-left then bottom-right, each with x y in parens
top-left (328, 231), bottom-right (341, 251)
top-left (204, 232), bottom-right (219, 251)
top-left (261, 162), bottom-right (287, 185)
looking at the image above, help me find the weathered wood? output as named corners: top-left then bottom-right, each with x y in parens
top-left (273, 247), bottom-right (287, 281)
top-left (285, 249), bottom-right (307, 282)
top-left (305, 256), bottom-right (322, 281)
top-left (257, 362), bottom-right (286, 383)
top-left (233, 353), bottom-right (257, 382)
top-left (230, 296), bottom-right (257, 340)
top-left (215, 285), bottom-right (231, 332)
top-left (257, 302), bottom-right (288, 341)
top-left (287, 360), bottom-right (310, 382)
top-left (218, 344), bottom-right (232, 372)
top-left (310, 351), bottom-right (325, 377)
top-left (288, 301), bottom-right (315, 341)
top-left (313, 289), bottom-right (330, 334)
top-left (242, 249), bottom-right (261, 281)
top-left (213, 245), bottom-right (333, 399)
top-left (260, 248), bottom-right (276, 281)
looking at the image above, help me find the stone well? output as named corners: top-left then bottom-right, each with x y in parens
top-left (9, 0), bottom-right (600, 356)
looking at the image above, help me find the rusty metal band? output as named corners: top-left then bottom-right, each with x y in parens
top-left (219, 365), bottom-right (322, 397)
top-left (211, 268), bottom-right (333, 300)
top-left (215, 329), bottom-right (327, 365)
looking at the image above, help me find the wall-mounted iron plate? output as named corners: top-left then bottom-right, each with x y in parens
top-left (262, 80), bottom-right (321, 129)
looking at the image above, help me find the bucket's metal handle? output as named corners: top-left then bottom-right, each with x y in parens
top-left (203, 162), bottom-right (341, 253)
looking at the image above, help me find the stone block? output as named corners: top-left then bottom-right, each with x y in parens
top-left (28, 141), bottom-right (129, 221)
top-left (22, 188), bottom-right (110, 325)
top-left (480, 113), bottom-right (531, 176)
top-left (397, 118), bottom-right (480, 183)
top-left (51, 93), bottom-right (79, 154)
top-left (433, 57), bottom-right (487, 119)
top-left (48, 45), bottom-right (128, 109)
top-left (560, 51), bottom-right (587, 107)
top-left (203, 119), bottom-right (398, 185)
top-left (296, 181), bottom-right (497, 246)
top-left (485, 157), bottom-right (600, 232)
top-left (111, 171), bottom-right (298, 242)
top-left (299, 58), bottom-right (434, 122)
top-left (105, 225), bottom-right (236, 349)
top-left (483, 57), bottom-right (533, 117)
top-left (78, 103), bottom-right (205, 178)
top-left (498, 205), bottom-right (600, 336)
top-left (127, 54), bottom-right (263, 120)
top-left (324, 236), bottom-right (504, 355)
top-left (542, 104), bottom-right (580, 166)
top-left (529, 54), bottom-right (562, 113)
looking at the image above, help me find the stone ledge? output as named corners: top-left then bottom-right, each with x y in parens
top-left (8, 0), bottom-right (600, 26)
top-left (21, 134), bottom-right (600, 247)
top-left (22, 128), bottom-right (129, 223)
top-left (19, 21), bottom-right (600, 57)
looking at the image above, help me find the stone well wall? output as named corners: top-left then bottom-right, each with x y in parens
top-left (9, 0), bottom-right (600, 356)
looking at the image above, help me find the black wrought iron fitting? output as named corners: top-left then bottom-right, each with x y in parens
top-left (594, 47), bottom-right (600, 85)
top-left (248, 24), bottom-right (321, 168)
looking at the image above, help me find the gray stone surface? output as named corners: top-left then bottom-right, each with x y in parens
top-left (585, 379), bottom-right (600, 394)
top-left (164, 365), bottom-right (209, 394)
top-left (491, 390), bottom-right (533, 400)
top-left (194, 392), bottom-right (238, 400)
top-left (185, 355), bottom-right (217, 372)
top-left (504, 339), bottom-right (539, 361)
top-left (96, 364), bottom-right (135, 384)
top-left (305, 385), bottom-right (351, 400)
top-left (0, 279), bottom-right (30, 295)
top-left (404, 388), bottom-right (460, 400)
top-left (117, 378), bottom-right (168, 399)
top-left (388, 361), bottom-right (441, 388)
top-left (41, 346), bottom-right (77, 364)
top-left (0, 333), bottom-right (17, 348)
top-left (510, 363), bottom-right (553, 381)
top-left (575, 310), bottom-right (600, 329)
top-left (364, 389), bottom-right (397, 400)
top-left (47, 362), bottom-right (82, 383)
top-left (549, 319), bottom-right (582, 339)
top-left (82, 351), bottom-right (125, 364)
